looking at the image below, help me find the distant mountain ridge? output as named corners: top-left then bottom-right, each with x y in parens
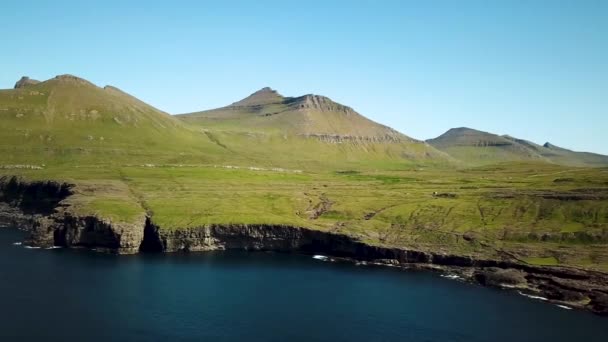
top-left (427, 127), bottom-right (608, 167)
top-left (176, 86), bottom-right (449, 166)
top-left (0, 76), bottom-right (448, 169)
top-left (230, 87), bottom-right (283, 107)
top-left (2, 75), bottom-right (606, 168)
top-left (178, 86), bottom-right (408, 141)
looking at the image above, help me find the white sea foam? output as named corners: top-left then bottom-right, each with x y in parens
top-left (23, 245), bottom-right (41, 249)
top-left (45, 246), bottom-right (63, 250)
top-left (441, 274), bottom-right (462, 280)
top-left (312, 255), bottom-right (328, 261)
top-left (518, 291), bottom-right (548, 301)
top-left (12, 242), bottom-right (22, 246)
top-left (556, 305), bottom-right (572, 310)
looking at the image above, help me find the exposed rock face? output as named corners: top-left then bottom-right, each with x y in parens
top-left (230, 87), bottom-right (284, 107)
top-left (299, 133), bottom-right (403, 143)
top-left (286, 94), bottom-right (355, 114)
top-left (544, 142), bottom-right (557, 149)
top-left (53, 74), bottom-right (97, 87)
top-left (0, 176), bottom-right (72, 215)
top-left (0, 202), bottom-right (35, 229)
top-left (474, 268), bottom-right (527, 286)
top-left (27, 212), bottom-right (147, 254)
top-left (0, 176), bottom-right (143, 254)
top-left (14, 76), bottom-right (40, 89)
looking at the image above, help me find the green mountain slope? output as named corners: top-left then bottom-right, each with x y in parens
top-left (427, 127), bottom-right (608, 167)
top-left (180, 87), bottom-right (402, 138)
top-left (0, 75), bottom-right (227, 166)
top-left (177, 87), bottom-right (449, 169)
top-left (508, 138), bottom-right (608, 167)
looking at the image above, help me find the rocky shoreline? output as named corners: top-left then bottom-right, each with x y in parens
top-left (1, 176), bottom-right (607, 316)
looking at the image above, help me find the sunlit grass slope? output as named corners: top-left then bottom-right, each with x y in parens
top-left (0, 75), bottom-right (229, 166)
top-left (427, 127), bottom-right (608, 167)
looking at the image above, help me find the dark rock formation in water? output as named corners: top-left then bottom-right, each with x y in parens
top-left (29, 212), bottom-right (146, 254)
top-left (1, 176), bottom-right (608, 315)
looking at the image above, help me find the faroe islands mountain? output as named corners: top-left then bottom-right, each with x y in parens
top-left (178, 86), bottom-right (451, 167)
top-left (179, 87), bottom-right (407, 140)
top-left (0, 75), bottom-right (238, 166)
top-left (427, 127), bottom-right (608, 167)
top-left (1, 75), bottom-right (607, 168)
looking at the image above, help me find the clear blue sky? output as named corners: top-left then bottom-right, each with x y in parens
top-left (1, 0), bottom-right (606, 154)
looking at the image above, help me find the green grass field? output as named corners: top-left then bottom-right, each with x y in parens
top-left (4, 161), bottom-right (607, 271)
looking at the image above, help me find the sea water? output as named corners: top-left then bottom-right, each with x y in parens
top-left (0, 228), bottom-right (606, 342)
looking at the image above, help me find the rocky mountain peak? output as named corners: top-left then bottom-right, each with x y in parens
top-left (428, 127), bottom-right (515, 148)
top-left (230, 87), bottom-right (283, 107)
top-left (14, 76), bottom-right (40, 89)
top-left (52, 74), bottom-right (96, 87)
top-left (289, 94), bottom-right (355, 115)
top-left (255, 87), bottom-right (276, 94)
top-left (446, 127), bottom-right (478, 135)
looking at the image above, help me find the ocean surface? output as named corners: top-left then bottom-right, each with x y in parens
top-left (0, 228), bottom-right (607, 342)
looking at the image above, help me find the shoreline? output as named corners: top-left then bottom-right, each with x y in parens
top-left (1, 176), bottom-right (608, 316)
top-left (3, 226), bottom-right (596, 315)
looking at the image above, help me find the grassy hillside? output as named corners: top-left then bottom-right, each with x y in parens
top-left (428, 127), bottom-right (608, 167)
top-left (177, 87), bottom-right (449, 169)
top-left (0, 75), bottom-right (228, 166)
top-left (1, 78), bottom-right (449, 171)
top-left (179, 87), bottom-right (404, 136)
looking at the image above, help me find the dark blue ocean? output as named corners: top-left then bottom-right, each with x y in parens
top-left (0, 228), bottom-right (606, 342)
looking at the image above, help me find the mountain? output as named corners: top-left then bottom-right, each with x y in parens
top-left (0, 75), bottom-right (225, 165)
top-left (177, 87), bottom-right (448, 168)
top-left (7, 76), bottom-right (602, 170)
top-left (179, 87), bottom-right (405, 139)
top-left (507, 137), bottom-right (608, 167)
top-left (427, 127), bottom-right (608, 167)
top-left (0, 77), bottom-right (448, 170)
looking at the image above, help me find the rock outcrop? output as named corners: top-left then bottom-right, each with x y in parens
top-left (230, 87), bottom-right (284, 107)
top-left (28, 212), bottom-right (146, 254)
top-left (287, 94), bottom-right (355, 114)
top-left (52, 74), bottom-right (97, 86)
top-left (14, 76), bottom-right (40, 89)
top-left (0, 176), bottom-right (144, 254)
top-left (299, 133), bottom-right (403, 144)
top-left (0, 176), bottom-right (72, 215)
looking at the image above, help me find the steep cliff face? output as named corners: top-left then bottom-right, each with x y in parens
top-left (0, 176), bottom-right (72, 215)
top-left (0, 202), bottom-right (35, 229)
top-left (27, 212), bottom-right (146, 254)
top-left (143, 222), bottom-right (461, 264)
top-left (0, 176), bottom-right (144, 254)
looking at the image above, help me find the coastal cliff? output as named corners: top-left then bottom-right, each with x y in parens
top-left (1, 176), bottom-right (607, 315)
